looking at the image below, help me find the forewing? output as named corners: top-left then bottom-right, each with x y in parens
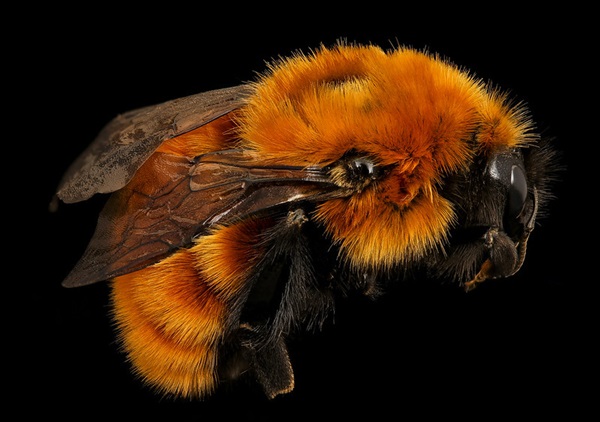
top-left (62, 150), bottom-right (346, 287)
top-left (56, 85), bottom-right (253, 204)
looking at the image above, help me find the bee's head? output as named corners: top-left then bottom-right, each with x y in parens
top-left (428, 142), bottom-right (557, 289)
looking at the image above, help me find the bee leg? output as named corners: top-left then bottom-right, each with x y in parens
top-left (219, 209), bottom-right (315, 397)
top-left (239, 324), bottom-right (295, 399)
top-left (464, 227), bottom-right (519, 291)
top-left (216, 321), bottom-right (295, 399)
top-left (219, 207), bottom-right (336, 398)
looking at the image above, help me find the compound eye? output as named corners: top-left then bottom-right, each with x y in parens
top-left (507, 165), bottom-right (528, 219)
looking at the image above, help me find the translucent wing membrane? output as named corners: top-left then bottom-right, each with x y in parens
top-left (57, 85), bottom-right (253, 203)
top-left (62, 150), bottom-right (346, 287)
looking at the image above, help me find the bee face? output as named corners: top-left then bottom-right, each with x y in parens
top-left (429, 146), bottom-right (552, 289)
top-left (56, 41), bottom-right (557, 399)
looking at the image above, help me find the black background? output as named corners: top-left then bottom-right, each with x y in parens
top-left (19, 6), bottom-right (595, 420)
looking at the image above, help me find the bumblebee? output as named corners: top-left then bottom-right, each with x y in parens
top-left (56, 42), bottom-right (557, 399)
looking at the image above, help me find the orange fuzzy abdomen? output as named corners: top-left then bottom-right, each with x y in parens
top-left (111, 250), bottom-right (224, 397)
top-left (111, 217), bottom-right (268, 398)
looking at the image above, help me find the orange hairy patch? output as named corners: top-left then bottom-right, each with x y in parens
top-left (316, 190), bottom-right (455, 270)
top-left (193, 218), bottom-right (270, 303)
top-left (237, 44), bottom-right (482, 170)
top-left (156, 114), bottom-right (238, 157)
top-left (112, 249), bottom-right (227, 398)
top-left (476, 92), bottom-right (535, 150)
top-left (110, 219), bottom-right (269, 397)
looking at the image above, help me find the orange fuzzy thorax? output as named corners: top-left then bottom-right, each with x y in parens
top-left (238, 44), bottom-right (533, 166)
top-left (237, 43), bottom-right (534, 270)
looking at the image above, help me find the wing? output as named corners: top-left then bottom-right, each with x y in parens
top-left (62, 149), bottom-right (349, 287)
top-left (56, 85), bottom-right (253, 204)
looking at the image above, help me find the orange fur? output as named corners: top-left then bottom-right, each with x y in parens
top-left (111, 219), bottom-right (269, 398)
top-left (236, 43), bottom-right (534, 270)
top-left (112, 250), bottom-right (224, 397)
top-left (315, 190), bottom-right (455, 270)
top-left (476, 92), bottom-right (535, 150)
top-left (193, 219), bottom-right (270, 303)
top-left (156, 114), bottom-right (237, 156)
